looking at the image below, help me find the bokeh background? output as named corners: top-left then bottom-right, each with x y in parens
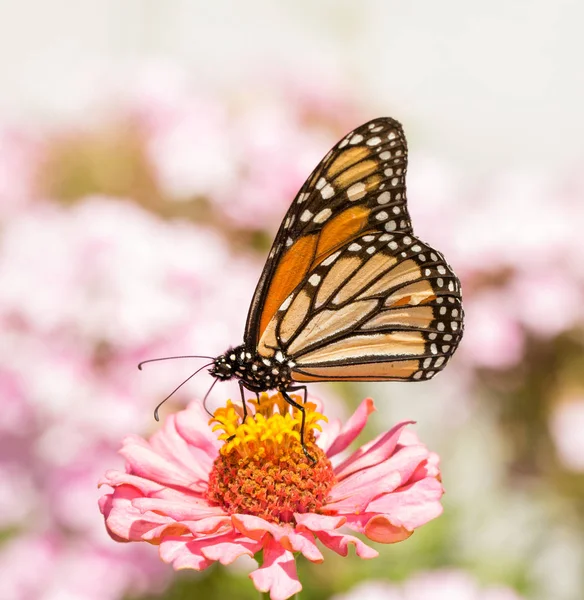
top-left (1, 2), bottom-right (584, 599)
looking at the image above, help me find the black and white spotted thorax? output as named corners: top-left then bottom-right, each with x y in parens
top-left (209, 344), bottom-right (295, 392)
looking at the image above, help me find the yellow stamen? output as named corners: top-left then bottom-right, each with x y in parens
top-left (209, 392), bottom-right (327, 459)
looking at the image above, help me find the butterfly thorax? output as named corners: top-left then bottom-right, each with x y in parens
top-left (210, 345), bottom-right (294, 392)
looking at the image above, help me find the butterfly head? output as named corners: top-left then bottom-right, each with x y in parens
top-left (209, 344), bottom-right (293, 392)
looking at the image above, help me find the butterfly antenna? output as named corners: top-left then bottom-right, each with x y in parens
top-left (202, 378), bottom-right (219, 418)
top-left (153, 362), bottom-right (213, 421)
top-left (138, 355), bottom-right (214, 370)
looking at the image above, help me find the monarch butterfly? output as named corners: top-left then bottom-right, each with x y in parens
top-left (145, 117), bottom-right (464, 460)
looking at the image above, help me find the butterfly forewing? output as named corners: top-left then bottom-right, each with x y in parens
top-left (244, 117), bottom-right (413, 347)
top-left (257, 230), bottom-right (463, 382)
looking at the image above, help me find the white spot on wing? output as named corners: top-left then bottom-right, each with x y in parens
top-left (321, 250), bottom-right (341, 266)
top-left (313, 208), bottom-right (332, 223)
top-left (347, 182), bottom-right (366, 201)
top-left (280, 294), bottom-right (294, 311)
top-left (377, 191), bottom-right (391, 204)
top-left (308, 274), bottom-right (321, 286)
top-left (300, 210), bottom-right (313, 222)
top-left (320, 184), bottom-right (334, 199)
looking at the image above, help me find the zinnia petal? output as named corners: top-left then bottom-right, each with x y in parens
top-left (102, 485), bottom-right (175, 542)
top-left (366, 477), bottom-right (444, 530)
top-left (158, 535), bottom-right (213, 571)
top-left (326, 444), bottom-right (430, 511)
top-left (249, 537), bottom-right (303, 600)
top-left (333, 420), bottom-right (414, 480)
top-left (315, 530), bottom-right (379, 559)
top-left (325, 398), bottom-right (375, 458)
top-left (119, 434), bottom-right (205, 491)
top-left (200, 533), bottom-right (263, 565)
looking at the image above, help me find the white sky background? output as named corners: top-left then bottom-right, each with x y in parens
top-left (0, 0), bottom-right (582, 173)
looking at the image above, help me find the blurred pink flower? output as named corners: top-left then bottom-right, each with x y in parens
top-left (127, 68), bottom-right (362, 229)
top-left (509, 270), bottom-right (584, 338)
top-left (0, 533), bottom-right (168, 600)
top-left (0, 127), bottom-right (43, 222)
top-left (332, 570), bottom-right (523, 600)
top-left (0, 193), bottom-right (265, 598)
top-left (458, 291), bottom-right (525, 370)
top-left (550, 395), bottom-right (584, 472)
top-left (100, 394), bottom-right (443, 600)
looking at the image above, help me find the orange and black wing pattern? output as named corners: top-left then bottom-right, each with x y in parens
top-left (257, 231), bottom-right (463, 381)
top-left (244, 117), bottom-right (413, 348)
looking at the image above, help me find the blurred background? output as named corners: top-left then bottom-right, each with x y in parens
top-left (1, 2), bottom-right (583, 599)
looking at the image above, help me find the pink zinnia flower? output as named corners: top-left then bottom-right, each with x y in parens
top-left (99, 393), bottom-right (443, 600)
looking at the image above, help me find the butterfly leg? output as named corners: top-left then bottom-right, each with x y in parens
top-left (281, 388), bottom-right (316, 464)
top-left (287, 385), bottom-right (307, 404)
top-left (238, 381), bottom-right (249, 422)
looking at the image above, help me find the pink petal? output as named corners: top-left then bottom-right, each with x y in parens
top-left (132, 496), bottom-right (226, 521)
top-left (325, 398), bottom-right (375, 459)
top-left (232, 514), bottom-right (324, 562)
top-left (150, 413), bottom-right (214, 482)
top-left (325, 445), bottom-right (429, 512)
top-left (334, 421), bottom-right (414, 480)
top-left (315, 530), bottom-right (378, 559)
top-left (159, 535), bottom-right (213, 571)
top-left (120, 434), bottom-right (206, 491)
top-left (182, 516), bottom-right (233, 535)
top-left (293, 513), bottom-right (346, 532)
top-left (140, 521), bottom-right (192, 541)
top-left (99, 469), bottom-right (166, 496)
top-left (249, 537), bottom-right (302, 600)
top-left (366, 478), bottom-right (444, 530)
top-left (200, 533), bottom-right (263, 565)
top-left (175, 401), bottom-right (221, 459)
top-left (142, 516), bottom-right (232, 541)
top-left (343, 513), bottom-right (414, 543)
top-left (103, 484), bottom-right (175, 542)
top-left (316, 418), bottom-right (342, 454)
top-left (97, 494), bottom-right (127, 543)
top-left (285, 530), bottom-right (323, 563)
top-left (410, 451), bottom-right (441, 482)
top-left (365, 515), bottom-right (413, 543)
top-left (231, 514), bottom-right (286, 542)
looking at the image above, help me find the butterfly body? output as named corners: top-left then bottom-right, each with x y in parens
top-left (210, 345), bottom-right (294, 392)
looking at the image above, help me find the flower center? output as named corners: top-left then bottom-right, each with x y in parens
top-left (206, 392), bottom-right (336, 523)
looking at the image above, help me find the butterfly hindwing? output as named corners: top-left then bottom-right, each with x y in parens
top-left (257, 230), bottom-right (463, 382)
top-left (244, 117), bottom-right (413, 347)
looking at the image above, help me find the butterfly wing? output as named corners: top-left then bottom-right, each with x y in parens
top-left (257, 230), bottom-right (464, 381)
top-left (244, 117), bottom-right (413, 348)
